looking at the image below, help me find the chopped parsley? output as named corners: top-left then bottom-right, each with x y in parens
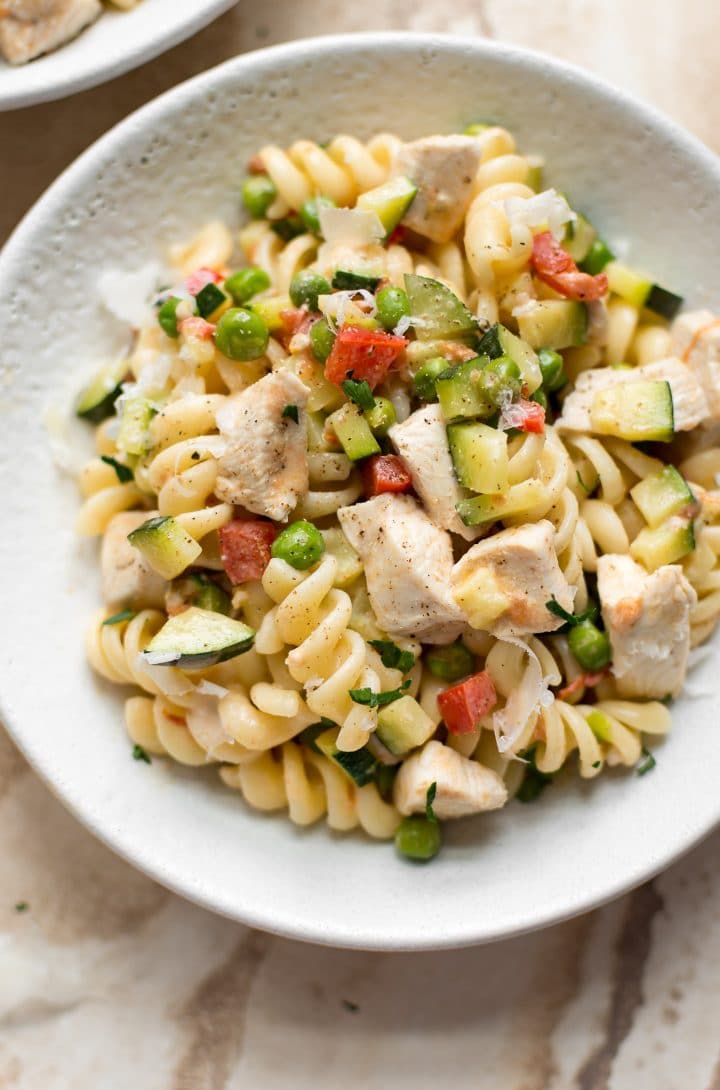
top-left (102, 609), bottom-right (136, 626)
top-left (349, 680), bottom-right (411, 708)
top-left (132, 744), bottom-right (152, 764)
top-left (637, 746), bottom-right (656, 777)
top-left (516, 747), bottom-right (553, 803)
top-left (368, 639), bottom-right (415, 673)
top-left (342, 999), bottom-right (360, 1013)
top-left (592, 760), bottom-right (601, 769)
top-left (341, 377), bottom-right (376, 411)
top-left (282, 403), bottom-right (299, 424)
top-left (425, 781), bottom-right (438, 823)
top-left (546, 596), bottom-right (597, 628)
top-left (191, 451), bottom-right (201, 461)
top-left (14, 901), bottom-right (28, 913)
top-left (100, 455), bottom-right (133, 483)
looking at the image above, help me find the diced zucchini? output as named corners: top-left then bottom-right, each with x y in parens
top-left (452, 567), bottom-right (510, 631)
top-left (579, 239), bottom-right (615, 275)
top-left (168, 573), bottom-right (232, 615)
top-left (326, 403), bottom-right (380, 461)
top-left (476, 323), bottom-right (543, 394)
top-left (630, 465), bottom-right (694, 528)
top-left (563, 212), bottom-right (597, 263)
top-left (456, 479), bottom-right (547, 526)
top-left (128, 515), bottom-right (202, 579)
top-left (195, 282), bottom-right (229, 320)
top-left (307, 410), bottom-right (340, 452)
top-left (356, 176), bottom-right (417, 237)
top-left (76, 358), bottom-right (127, 423)
top-left (435, 357), bottom-right (489, 421)
top-left (331, 269), bottom-right (381, 292)
top-left (117, 396), bottom-right (155, 456)
top-left (320, 528), bottom-right (363, 588)
top-left (143, 606), bottom-right (255, 669)
top-left (517, 300), bottom-right (588, 350)
top-left (606, 262), bottom-right (684, 320)
top-left (630, 519), bottom-right (695, 570)
top-left (447, 422), bottom-right (509, 494)
top-left (404, 273), bottom-right (478, 341)
top-left (248, 294), bottom-right (292, 332)
top-left (375, 696), bottom-right (435, 757)
top-left (590, 380), bottom-right (674, 442)
top-left (315, 727), bottom-right (378, 786)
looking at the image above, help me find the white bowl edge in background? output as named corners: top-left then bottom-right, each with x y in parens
top-left (1, 33), bottom-right (720, 950)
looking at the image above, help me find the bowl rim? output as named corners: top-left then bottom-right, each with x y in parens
top-left (3, 31), bottom-right (720, 950)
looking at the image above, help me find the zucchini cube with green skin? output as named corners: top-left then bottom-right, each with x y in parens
top-left (326, 403), bottom-right (380, 461)
top-left (404, 273), bottom-right (478, 342)
top-left (590, 380), bottom-right (674, 442)
top-left (630, 466), bottom-right (695, 528)
top-left (375, 696), bottom-right (436, 757)
top-left (76, 358), bottom-right (128, 423)
top-left (606, 262), bottom-right (684, 320)
top-left (128, 516), bottom-right (202, 580)
top-left (435, 357), bottom-right (491, 421)
top-left (143, 607), bottom-right (255, 669)
top-left (356, 176), bottom-right (418, 237)
top-left (315, 728), bottom-right (378, 786)
top-left (630, 519), bottom-right (695, 571)
top-left (456, 479), bottom-right (547, 527)
top-left (117, 396), bottom-right (156, 456)
top-left (517, 300), bottom-right (588, 350)
top-left (447, 422), bottom-right (509, 494)
top-left (476, 323), bottom-right (543, 394)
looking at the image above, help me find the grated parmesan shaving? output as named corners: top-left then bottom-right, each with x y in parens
top-left (503, 188), bottom-right (576, 243)
top-left (493, 636), bottom-right (557, 753)
top-left (99, 262), bottom-right (164, 328)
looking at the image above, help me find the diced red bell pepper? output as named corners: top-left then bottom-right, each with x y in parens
top-left (185, 267), bottom-right (222, 295)
top-left (324, 326), bottom-right (408, 390)
top-left (178, 316), bottom-right (215, 340)
top-left (362, 455), bottom-right (413, 497)
top-left (501, 398), bottom-right (546, 434)
top-left (386, 224), bottom-right (406, 246)
top-left (219, 520), bottom-right (277, 584)
top-left (437, 671), bottom-right (497, 735)
top-left (531, 230), bottom-right (608, 301)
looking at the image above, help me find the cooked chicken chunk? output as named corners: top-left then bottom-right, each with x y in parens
top-left (597, 554), bottom-right (696, 699)
top-left (0, 0), bottom-right (101, 64)
top-left (450, 520), bottom-right (575, 636)
top-left (670, 310), bottom-right (720, 421)
top-left (337, 493), bottom-right (465, 645)
top-left (394, 740), bottom-right (507, 819)
top-left (394, 135), bottom-right (482, 244)
top-left (101, 510), bottom-right (166, 610)
top-left (389, 403), bottom-right (480, 542)
top-left (215, 370), bottom-right (309, 522)
top-left (557, 358), bottom-right (709, 434)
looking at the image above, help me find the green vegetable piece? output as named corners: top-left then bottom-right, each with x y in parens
top-left (271, 520), bottom-right (325, 571)
top-left (100, 454), bottom-right (133, 483)
top-left (413, 357), bottom-right (449, 402)
top-left (537, 347), bottom-right (566, 392)
top-left (271, 214), bottom-right (305, 241)
top-left (102, 609), bottom-right (136, 626)
top-left (144, 607), bottom-right (255, 668)
top-left (132, 744), bottom-right (152, 764)
top-left (342, 377), bottom-right (375, 411)
top-left (517, 300), bottom-right (588, 351)
top-left (193, 579), bottom-right (232, 616)
top-left (281, 403), bottom-right (299, 424)
top-left (242, 174), bottom-right (277, 219)
top-left (195, 282), bottom-right (227, 319)
top-left (327, 402), bottom-right (381, 461)
top-left (14, 901), bottom-right (29, 913)
top-left (76, 358), bottom-right (128, 423)
top-left (310, 317), bottom-right (336, 362)
top-left (331, 269), bottom-right (381, 292)
top-left (395, 815), bottom-right (442, 862)
top-left (224, 267), bottom-right (271, 304)
top-left (248, 294), bottom-right (291, 332)
top-left (476, 322), bottom-right (543, 394)
top-left (404, 273), bottom-right (478, 341)
top-left (299, 720), bottom-right (336, 753)
top-left (563, 211), bottom-right (597, 263)
top-left (545, 596), bottom-right (598, 629)
top-left (463, 121), bottom-right (493, 135)
top-left (300, 195), bottom-right (335, 236)
top-left (376, 286), bottom-right (411, 332)
top-left (128, 515), bottom-right (202, 580)
top-left (356, 176), bottom-right (417, 236)
top-left (289, 270), bottom-right (331, 311)
top-left (516, 764), bottom-right (553, 803)
top-left (637, 746), bottom-right (657, 776)
top-left (426, 641), bottom-right (474, 681)
top-left (364, 396), bottom-right (396, 437)
top-left (368, 639), bottom-right (415, 673)
top-left (568, 620), bottom-right (611, 671)
top-left (425, 781), bottom-right (438, 824)
top-left (630, 465), bottom-right (694, 528)
top-left (375, 763), bottom-right (398, 802)
top-left (579, 238), bottom-right (615, 276)
top-left (158, 296), bottom-right (181, 338)
top-left (117, 396), bottom-right (155, 457)
top-left (591, 380), bottom-right (674, 442)
top-left (214, 307), bottom-right (269, 361)
top-left (349, 680), bottom-right (411, 709)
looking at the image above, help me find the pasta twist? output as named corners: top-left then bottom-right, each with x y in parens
top-left (87, 609), bottom-right (196, 706)
top-left (257, 133), bottom-right (401, 209)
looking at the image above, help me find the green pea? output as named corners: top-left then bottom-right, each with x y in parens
top-left (271, 520), bottom-right (325, 570)
top-left (289, 270), bottom-right (332, 311)
top-left (531, 387), bottom-right (548, 411)
top-left (364, 396), bottom-right (397, 437)
top-left (537, 347), bottom-right (566, 392)
top-left (224, 267), bottom-right (271, 305)
top-left (214, 308), bottom-right (269, 361)
top-left (426, 641), bottom-right (474, 682)
top-left (413, 357), bottom-right (449, 402)
top-left (157, 296), bottom-right (181, 338)
top-left (310, 318), bottom-right (336, 362)
top-left (300, 196), bottom-right (335, 236)
top-left (579, 238), bottom-right (615, 276)
top-left (568, 620), bottom-right (611, 671)
top-left (395, 815), bottom-right (442, 862)
top-left (242, 174), bottom-right (277, 219)
top-left (376, 286), bottom-right (411, 332)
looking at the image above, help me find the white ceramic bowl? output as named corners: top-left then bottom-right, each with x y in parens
top-left (0, 0), bottom-right (237, 110)
top-left (2, 33), bottom-right (720, 950)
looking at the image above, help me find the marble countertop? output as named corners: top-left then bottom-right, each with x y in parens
top-left (2, 3), bottom-right (720, 1087)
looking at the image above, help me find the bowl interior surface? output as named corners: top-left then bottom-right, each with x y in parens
top-left (2, 33), bottom-right (720, 949)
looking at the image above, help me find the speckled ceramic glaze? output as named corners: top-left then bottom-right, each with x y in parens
top-left (1, 33), bottom-right (720, 950)
top-left (0, 0), bottom-right (237, 111)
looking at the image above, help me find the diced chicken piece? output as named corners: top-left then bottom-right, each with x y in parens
top-left (337, 493), bottom-right (464, 644)
top-left (670, 309), bottom-right (720, 421)
top-left (394, 135), bottom-right (482, 244)
top-left (215, 371), bottom-right (309, 522)
top-left (597, 554), bottom-right (696, 699)
top-left (388, 403), bottom-right (480, 542)
top-left (101, 510), bottom-right (166, 610)
top-left (557, 357), bottom-right (709, 434)
top-left (450, 520), bottom-right (575, 636)
top-left (394, 740), bottom-right (507, 819)
top-left (0, 0), bottom-right (101, 64)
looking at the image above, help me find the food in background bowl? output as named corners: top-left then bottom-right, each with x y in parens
top-left (0, 0), bottom-right (141, 65)
top-left (75, 123), bottom-right (720, 863)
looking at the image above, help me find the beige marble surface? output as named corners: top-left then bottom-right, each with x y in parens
top-left (3, 3), bottom-right (720, 1088)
